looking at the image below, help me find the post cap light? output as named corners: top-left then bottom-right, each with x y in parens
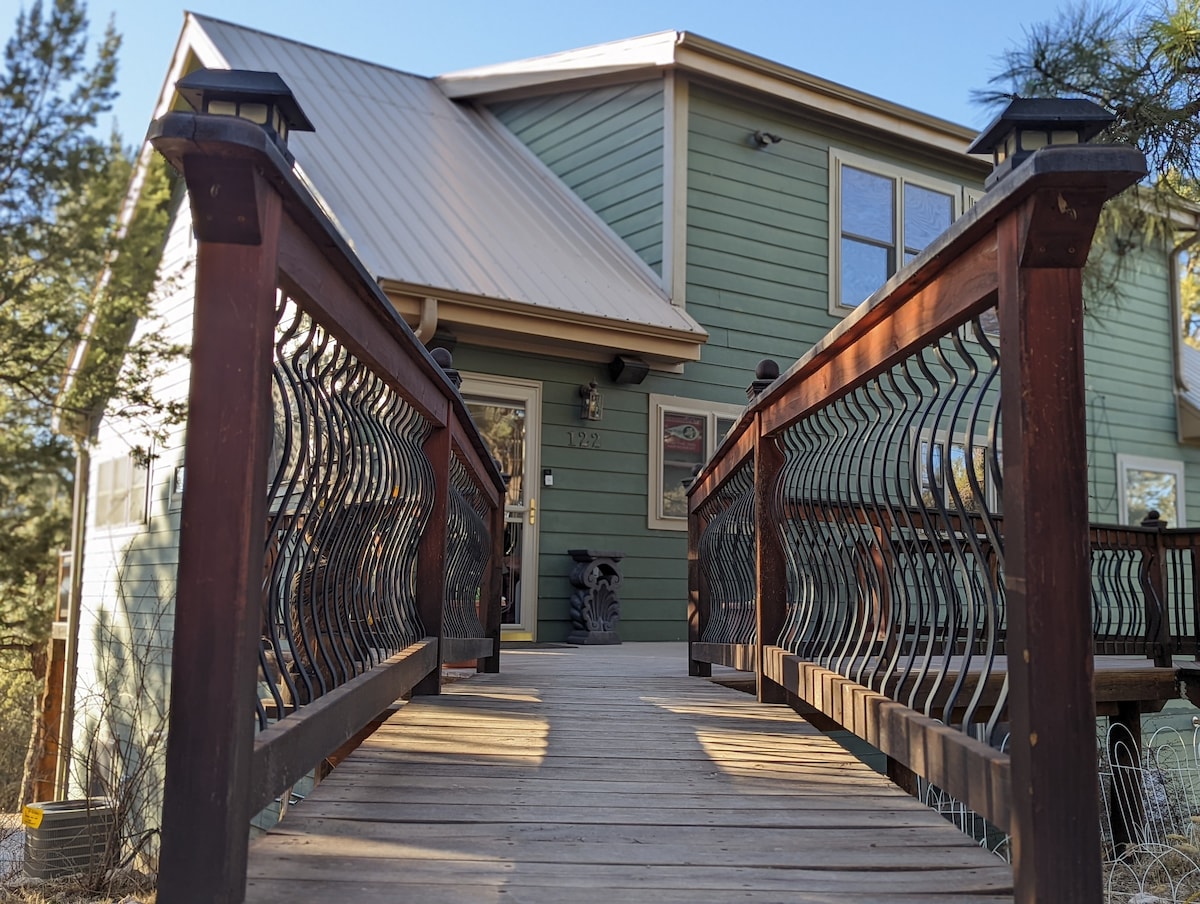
top-left (175, 69), bottom-right (315, 160)
top-left (967, 97), bottom-right (1115, 189)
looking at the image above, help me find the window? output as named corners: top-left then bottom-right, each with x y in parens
top-left (1117, 454), bottom-right (1186, 527)
top-left (95, 455), bottom-right (148, 529)
top-left (648, 394), bottom-right (743, 530)
top-left (830, 149), bottom-right (972, 313)
top-left (914, 434), bottom-right (999, 514)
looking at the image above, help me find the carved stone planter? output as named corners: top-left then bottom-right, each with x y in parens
top-left (566, 549), bottom-right (623, 645)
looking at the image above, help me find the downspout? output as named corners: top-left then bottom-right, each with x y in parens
top-left (1170, 230), bottom-right (1200, 443)
top-left (55, 439), bottom-right (90, 798)
top-left (413, 297), bottom-right (439, 344)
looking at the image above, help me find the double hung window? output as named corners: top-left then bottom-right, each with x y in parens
top-left (95, 454), bottom-right (148, 529)
top-left (831, 149), bottom-right (974, 313)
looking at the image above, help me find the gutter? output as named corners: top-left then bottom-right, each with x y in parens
top-left (413, 297), bottom-right (438, 344)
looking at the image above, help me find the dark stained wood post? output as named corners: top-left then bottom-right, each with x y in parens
top-left (1192, 543), bottom-right (1200, 663)
top-left (480, 493), bottom-right (504, 673)
top-left (755, 419), bottom-right (787, 704)
top-left (687, 481), bottom-right (711, 678)
top-left (997, 183), bottom-right (1110, 904)
top-left (1140, 511), bottom-right (1172, 666)
top-left (414, 422), bottom-right (451, 695)
top-left (157, 156), bottom-right (282, 904)
top-left (1107, 701), bottom-right (1145, 857)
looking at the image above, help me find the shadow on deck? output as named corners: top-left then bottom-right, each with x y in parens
top-left (242, 643), bottom-right (1013, 904)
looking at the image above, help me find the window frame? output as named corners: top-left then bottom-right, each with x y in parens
top-left (828, 147), bottom-right (970, 315)
top-left (647, 393), bottom-right (744, 531)
top-left (94, 454), bottom-right (149, 531)
top-left (911, 429), bottom-right (1001, 515)
top-left (1117, 453), bottom-right (1187, 527)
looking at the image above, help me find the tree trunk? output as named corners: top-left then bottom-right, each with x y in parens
top-left (19, 639), bottom-right (58, 806)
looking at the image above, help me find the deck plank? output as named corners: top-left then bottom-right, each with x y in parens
top-left (244, 643), bottom-right (1013, 903)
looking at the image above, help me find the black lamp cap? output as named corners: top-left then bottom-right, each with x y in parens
top-left (176, 68), bottom-right (316, 133)
top-left (967, 97), bottom-right (1115, 155)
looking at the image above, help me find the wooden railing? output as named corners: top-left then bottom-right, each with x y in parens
top-left (688, 143), bottom-right (1149, 903)
top-left (147, 112), bottom-right (504, 903)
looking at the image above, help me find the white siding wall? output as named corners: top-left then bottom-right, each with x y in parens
top-left (69, 192), bottom-right (195, 844)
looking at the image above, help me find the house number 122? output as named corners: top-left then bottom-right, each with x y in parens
top-left (567, 431), bottom-right (600, 449)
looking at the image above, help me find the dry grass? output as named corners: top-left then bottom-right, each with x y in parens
top-left (0, 866), bottom-right (154, 903)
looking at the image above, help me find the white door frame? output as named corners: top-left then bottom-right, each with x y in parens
top-left (460, 373), bottom-right (542, 640)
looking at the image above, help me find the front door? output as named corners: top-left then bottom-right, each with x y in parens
top-left (461, 375), bottom-right (541, 640)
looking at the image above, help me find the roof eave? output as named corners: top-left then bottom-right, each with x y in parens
top-left (438, 29), bottom-right (981, 157)
top-left (380, 278), bottom-right (708, 366)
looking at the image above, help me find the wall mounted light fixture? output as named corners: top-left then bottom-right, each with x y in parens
top-left (579, 381), bottom-right (603, 421)
top-left (752, 130), bottom-right (782, 148)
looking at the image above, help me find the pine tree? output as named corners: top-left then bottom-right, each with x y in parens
top-left (978, 0), bottom-right (1200, 311)
top-left (0, 0), bottom-right (181, 805)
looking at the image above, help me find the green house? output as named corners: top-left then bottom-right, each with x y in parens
top-left (59, 17), bottom-right (1200, 798)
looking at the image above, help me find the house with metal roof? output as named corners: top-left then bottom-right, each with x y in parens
top-left (56, 14), bottom-right (1200, 807)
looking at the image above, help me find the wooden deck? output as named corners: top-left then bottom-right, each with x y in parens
top-left (243, 643), bottom-right (1014, 903)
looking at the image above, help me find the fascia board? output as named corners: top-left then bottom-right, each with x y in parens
top-left (671, 38), bottom-right (976, 156)
top-left (436, 31), bottom-right (680, 98)
top-left (381, 282), bottom-right (707, 361)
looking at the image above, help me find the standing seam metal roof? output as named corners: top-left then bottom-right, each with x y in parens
top-left (190, 14), bottom-right (704, 339)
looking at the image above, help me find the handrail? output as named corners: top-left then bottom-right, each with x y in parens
top-left (689, 143), bottom-right (1147, 904)
top-left (148, 112), bottom-right (504, 904)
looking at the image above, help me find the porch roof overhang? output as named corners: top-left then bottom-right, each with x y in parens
top-left (380, 279), bottom-right (705, 367)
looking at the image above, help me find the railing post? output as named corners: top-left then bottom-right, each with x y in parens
top-left (158, 154), bottom-right (282, 904)
top-left (1192, 540), bottom-right (1200, 663)
top-left (480, 485), bottom-right (504, 673)
top-left (414, 422), bottom-right (450, 696)
top-left (687, 465), bottom-right (711, 678)
top-left (998, 184), bottom-right (1106, 903)
top-left (1141, 509), bottom-right (1172, 666)
top-left (755, 417), bottom-right (786, 704)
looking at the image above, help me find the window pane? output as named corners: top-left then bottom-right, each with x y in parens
top-left (661, 411), bottom-right (708, 519)
top-left (716, 417), bottom-right (737, 446)
top-left (903, 184), bottom-right (953, 252)
top-left (842, 166), bottom-right (894, 243)
top-left (841, 238), bottom-right (890, 307)
top-left (1126, 469), bottom-right (1180, 526)
top-left (466, 399), bottom-right (527, 507)
top-left (130, 462), bottom-right (147, 524)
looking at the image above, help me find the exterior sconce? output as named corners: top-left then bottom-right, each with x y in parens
top-left (967, 97), bottom-right (1114, 189)
top-left (175, 68), bottom-right (315, 162)
top-left (752, 130), bottom-right (782, 148)
top-left (579, 381), bottom-right (603, 421)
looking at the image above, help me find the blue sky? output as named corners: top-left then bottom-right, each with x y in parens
top-left (2, 0), bottom-right (1134, 143)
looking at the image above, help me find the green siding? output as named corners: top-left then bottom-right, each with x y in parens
top-left (468, 83), bottom-right (1199, 643)
top-left (450, 344), bottom-right (706, 642)
top-left (1082, 244), bottom-right (1200, 525)
top-left (490, 81), bottom-right (665, 274)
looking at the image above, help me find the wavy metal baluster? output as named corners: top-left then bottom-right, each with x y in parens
top-left (444, 454), bottom-right (490, 639)
top-left (257, 295), bottom-right (433, 724)
top-left (697, 461), bottom-right (756, 645)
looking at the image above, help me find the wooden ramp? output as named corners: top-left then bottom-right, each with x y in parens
top-left (244, 644), bottom-right (1014, 904)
